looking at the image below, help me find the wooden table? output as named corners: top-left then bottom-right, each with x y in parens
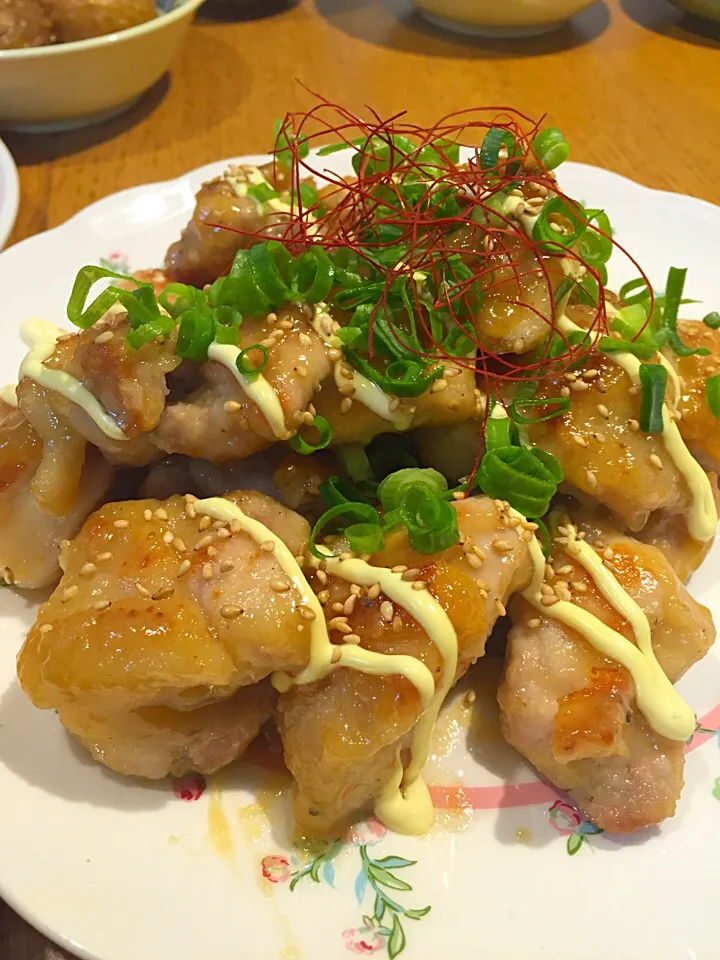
top-left (1, 0), bottom-right (719, 954)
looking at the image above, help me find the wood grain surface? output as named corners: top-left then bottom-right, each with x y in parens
top-left (1, 0), bottom-right (719, 955)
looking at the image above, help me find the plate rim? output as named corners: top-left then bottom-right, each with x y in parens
top-left (0, 137), bottom-right (19, 251)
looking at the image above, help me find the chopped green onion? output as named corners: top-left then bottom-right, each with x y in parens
top-left (705, 374), bottom-right (720, 418)
top-left (289, 414), bottom-right (333, 455)
top-left (401, 482), bottom-right (459, 554)
top-left (250, 241), bottom-right (294, 305)
top-left (508, 396), bottom-right (571, 424)
top-left (126, 315), bottom-right (176, 349)
top-left (344, 349), bottom-right (442, 398)
top-left (319, 475), bottom-right (376, 508)
top-left (273, 117), bottom-right (309, 169)
top-left (533, 517), bottom-right (552, 559)
top-left (703, 311), bottom-right (720, 330)
top-left (378, 468), bottom-right (447, 513)
top-left (578, 209), bottom-right (613, 266)
top-left (298, 182), bottom-right (319, 209)
top-left (247, 182), bottom-right (280, 205)
top-left (295, 247), bottom-right (335, 303)
top-left (532, 127), bottom-right (570, 170)
top-left (236, 344), bottom-right (269, 378)
top-left (177, 308), bottom-right (215, 362)
top-left (213, 306), bottom-right (242, 345)
top-left (67, 266), bottom-right (156, 329)
top-left (598, 335), bottom-right (657, 361)
top-left (310, 502), bottom-right (381, 558)
top-left (337, 444), bottom-right (372, 482)
top-left (477, 446), bottom-right (563, 517)
top-left (619, 277), bottom-right (651, 305)
top-left (345, 522), bottom-right (385, 555)
top-left (638, 363), bottom-right (667, 433)
top-left (479, 128), bottom-right (516, 171)
top-left (160, 282), bottom-right (204, 318)
top-left (485, 406), bottom-right (512, 451)
top-left (532, 197), bottom-right (588, 251)
top-left (658, 266), bottom-right (710, 358)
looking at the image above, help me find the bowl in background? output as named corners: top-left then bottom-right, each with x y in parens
top-left (668, 0), bottom-right (720, 21)
top-left (0, 0), bottom-right (204, 133)
top-left (411, 0), bottom-right (596, 36)
top-left (0, 137), bottom-right (19, 247)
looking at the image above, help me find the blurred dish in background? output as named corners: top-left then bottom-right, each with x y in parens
top-left (0, 0), bottom-right (203, 132)
top-left (0, 137), bottom-right (19, 248)
top-left (668, 0), bottom-right (720, 21)
top-left (0, 0), bottom-right (157, 49)
top-left (411, 0), bottom-right (596, 35)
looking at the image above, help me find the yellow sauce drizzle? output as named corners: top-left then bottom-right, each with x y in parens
top-left (206, 343), bottom-right (291, 440)
top-left (312, 305), bottom-right (413, 430)
top-left (18, 319), bottom-right (127, 441)
top-left (556, 313), bottom-right (717, 542)
top-left (519, 516), bottom-right (695, 741)
top-left (193, 496), bottom-right (459, 835)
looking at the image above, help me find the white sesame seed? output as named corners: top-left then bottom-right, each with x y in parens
top-left (340, 397), bottom-right (353, 414)
top-left (343, 594), bottom-right (357, 615)
top-left (629, 419), bottom-right (640, 432)
top-left (492, 539), bottom-right (513, 553)
top-left (560, 386), bottom-right (571, 398)
top-left (411, 580), bottom-right (427, 591)
top-left (380, 600), bottom-right (394, 622)
top-left (261, 540), bottom-right (276, 552)
top-left (392, 615), bottom-right (403, 631)
top-left (113, 519), bottom-right (129, 529)
top-left (329, 617), bottom-right (351, 634)
top-left (572, 435), bottom-right (588, 448)
top-left (391, 565), bottom-right (408, 574)
top-left (216, 527), bottom-right (230, 539)
top-left (271, 580), bottom-right (290, 592)
top-left (61, 585), bottom-right (78, 602)
top-left (541, 595), bottom-right (559, 606)
top-left (162, 531), bottom-right (174, 545)
top-left (571, 581), bottom-right (588, 592)
top-left (401, 568), bottom-right (421, 581)
top-left (650, 453), bottom-right (663, 469)
top-left (343, 633), bottom-right (361, 645)
top-left (430, 378), bottom-right (448, 394)
top-left (39, 623), bottom-right (54, 634)
top-left (224, 400), bottom-right (242, 414)
top-left (495, 599), bottom-right (507, 617)
top-left (219, 560), bottom-right (234, 573)
top-left (136, 583), bottom-right (151, 597)
top-left (202, 563), bottom-right (213, 580)
top-left (198, 515), bottom-right (212, 532)
top-left (603, 547), bottom-right (615, 560)
top-left (586, 469), bottom-right (597, 488)
top-left (195, 535), bottom-right (213, 551)
top-left (154, 509), bottom-right (168, 521)
top-left (152, 586), bottom-right (174, 600)
top-left (94, 330), bottom-right (114, 344)
top-left (80, 562), bottom-right (96, 576)
top-left (177, 559), bottom-right (191, 577)
top-left (467, 554), bottom-right (483, 569)
top-left (300, 607), bottom-right (316, 621)
top-left (143, 509), bottom-right (153, 521)
top-left (173, 538), bottom-right (187, 553)
top-left (93, 600), bottom-right (111, 612)
top-left (597, 404), bottom-right (610, 418)
top-left (220, 604), bottom-right (242, 619)
top-left (527, 618), bottom-right (541, 629)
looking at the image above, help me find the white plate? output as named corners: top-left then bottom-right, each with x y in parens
top-left (0, 137), bottom-right (19, 249)
top-left (0, 155), bottom-right (719, 960)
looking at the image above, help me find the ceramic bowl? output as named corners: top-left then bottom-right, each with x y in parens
top-left (412, 0), bottom-right (596, 36)
top-left (669, 0), bottom-right (720, 21)
top-left (0, 0), bottom-right (204, 133)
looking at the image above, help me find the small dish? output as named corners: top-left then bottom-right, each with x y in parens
top-left (0, 0), bottom-right (205, 133)
top-left (411, 0), bottom-right (595, 36)
top-left (0, 136), bottom-right (19, 247)
top-left (669, 0), bottom-right (720, 21)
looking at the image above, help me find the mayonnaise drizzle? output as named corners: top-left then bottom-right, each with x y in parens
top-left (312, 305), bottom-right (413, 430)
top-left (18, 319), bottom-right (127, 441)
top-left (206, 342), bottom-right (291, 440)
top-left (556, 313), bottom-right (717, 542)
top-left (193, 495), bottom-right (458, 835)
top-left (519, 517), bottom-right (695, 741)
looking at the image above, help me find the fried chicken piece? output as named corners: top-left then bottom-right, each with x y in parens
top-left (152, 305), bottom-right (331, 461)
top-left (18, 490), bottom-right (312, 778)
top-left (43, 0), bottom-right (155, 42)
top-left (165, 165), bottom-right (295, 288)
top-left (17, 310), bottom-right (181, 470)
top-left (0, 401), bottom-right (113, 588)
top-left (526, 349), bottom-right (697, 532)
top-left (664, 319), bottom-right (720, 472)
top-left (499, 525), bottom-right (715, 832)
top-left (313, 360), bottom-right (479, 446)
top-left (0, 0), bottom-right (53, 47)
top-left (277, 496), bottom-right (533, 839)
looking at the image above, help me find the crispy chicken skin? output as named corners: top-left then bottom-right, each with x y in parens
top-left (0, 401), bottom-right (113, 588)
top-left (152, 306), bottom-right (331, 461)
top-left (499, 525), bottom-right (715, 832)
top-left (277, 496), bottom-right (533, 839)
top-left (18, 490), bottom-right (311, 778)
